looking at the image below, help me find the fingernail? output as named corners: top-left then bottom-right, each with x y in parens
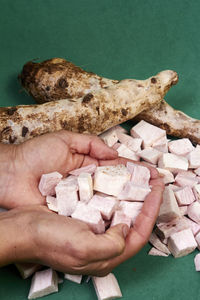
top-left (123, 226), bottom-right (129, 239)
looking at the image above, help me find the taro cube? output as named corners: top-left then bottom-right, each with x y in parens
top-left (152, 136), bottom-right (168, 153)
top-left (69, 164), bottom-right (97, 176)
top-left (56, 182), bottom-right (78, 216)
top-left (39, 172), bottom-right (62, 196)
top-left (117, 132), bottom-right (142, 152)
top-left (183, 216), bottom-right (200, 236)
top-left (188, 146), bottom-right (200, 168)
top-left (195, 231), bottom-right (200, 250)
top-left (64, 274), bottom-right (82, 284)
top-left (168, 138), bottom-right (194, 156)
top-left (156, 168), bottom-right (175, 185)
top-left (46, 196), bottom-right (58, 212)
top-left (148, 247), bottom-right (169, 257)
top-left (99, 127), bottom-right (119, 147)
top-left (168, 228), bottom-right (197, 258)
top-left (130, 120), bottom-right (166, 148)
top-left (174, 186), bottom-right (195, 206)
top-left (194, 253), bottom-right (200, 271)
top-left (28, 268), bottom-right (58, 299)
top-left (193, 184), bottom-right (200, 201)
top-left (127, 162), bottom-right (150, 186)
top-left (92, 273), bottom-right (122, 300)
top-left (111, 210), bottom-right (132, 227)
top-left (117, 144), bottom-right (139, 161)
top-left (118, 201), bottom-right (143, 224)
top-left (15, 263), bottom-right (41, 279)
top-left (157, 186), bottom-right (181, 223)
top-left (158, 153), bottom-right (188, 173)
top-left (71, 202), bottom-right (105, 234)
top-left (175, 173), bottom-right (198, 187)
top-left (94, 165), bottom-right (131, 197)
top-left (118, 182), bottom-right (151, 201)
top-left (187, 201), bottom-right (200, 224)
top-left (149, 232), bottom-right (171, 255)
top-left (137, 147), bottom-right (162, 164)
top-left (88, 194), bottom-right (118, 220)
top-left (78, 173), bottom-right (93, 203)
top-left (155, 217), bottom-right (190, 239)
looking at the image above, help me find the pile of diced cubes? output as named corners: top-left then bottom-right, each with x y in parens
top-left (14, 120), bottom-right (200, 299)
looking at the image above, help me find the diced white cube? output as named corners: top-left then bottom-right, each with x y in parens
top-left (149, 232), bottom-right (171, 254)
top-left (94, 165), bottom-right (131, 197)
top-left (193, 184), bottom-right (200, 201)
top-left (168, 228), bottom-right (197, 258)
top-left (195, 167), bottom-right (200, 176)
top-left (130, 120), bottom-right (166, 148)
top-left (39, 172), bottom-right (63, 196)
top-left (158, 153), bottom-right (188, 173)
top-left (55, 183), bottom-right (78, 216)
top-left (152, 136), bottom-right (168, 153)
top-left (110, 210), bottom-right (132, 227)
top-left (46, 196), bottom-right (58, 212)
top-left (187, 201), bottom-right (200, 224)
top-left (71, 203), bottom-right (105, 234)
top-left (118, 201), bottom-right (143, 224)
top-left (168, 184), bottom-right (180, 192)
top-left (99, 128), bottom-right (119, 147)
top-left (179, 206), bottom-right (188, 216)
top-left (183, 216), bottom-right (200, 236)
top-left (88, 194), bottom-right (118, 220)
top-left (118, 182), bottom-right (151, 201)
top-left (157, 186), bottom-right (181, 223)
top-left (78, 173), bottom-right (93, 203)
top-left (195, 231), bottom-right (200, 250)
top-left (28, 268), bottom-right (58, 299)
top-left (117, 132), bottom-right (142, 152)
top-left (156, 168), bottom-right (175, 185)
top-left (127, 162), bottom-right (150, 187)
top-left (92, 273), bottom-right (122, 300)
top-left (194, 253), bottom-right (200, 271)
top-left (117, 144), bottom-right (139, 161)
top-left (137, 147), bottom-right (162, 165)
top-left (188, 146), bottom-right (200, 168)
top-left (174, 186), bottom-right (195, 206)
top-left (69, 164), bottom-right (97, 176)
top-left (156, 217), bottom-right (190, 239)
top-left (168, 138), bottom-right (194, 156)
top-left (15, 263), bottom-right (41, 279)
top-left (175, 173), bottom-right (198, 187)
top-left (148, 247), bottom-right (169, 257)
top-left (64, 274), bottom-right (82, 284)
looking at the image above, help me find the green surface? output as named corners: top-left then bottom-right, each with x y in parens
top-left (0, 0), bottom-right (200, 299)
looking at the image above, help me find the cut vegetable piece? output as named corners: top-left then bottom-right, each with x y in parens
top-left (187, 201), bottom-right (200, 224)
top-left (71, 203), bottom-right (105, 234)
top-left (155, 217), bottom-right (190, 239)
top-left (117, 144), bottom-right (139, 161)
top-left (174, 186), bottom-right (195, 206)
top-left (157, 186), bottom-right (181, 223)
top-left (152, 136), bottom-right (168, 153)
top-left (188, 146), bottom-right (200, 168)
top-left (64, 274), bottom-right (82, 284)
top-left (179, 206), bottom-right (188, 216)
top-left (78, 173), bottom-right (93, 203)
top-left (56, 183), bottom-right (78, 216)
top-left (193, 184), bottom-right (200, 201)
top-left (175, 173), bottom-right (198, 187)
top-left (149, 232), bottom-right (171, 254)
top-left (15, 263), bottom-right (41, 279)
top-left (194, 253), bottom-right (200, 271)
top-left (88, 194), bottom-right (118, 220)
top-left (111, 210), bottom-right (132, 227)
top-left (127, 162), bottom-right (150, 187)
top-left (38, 172), bottom-right (62, 196)
top-left (92, 273), bottom-right (122, 300)
top-left (158, 153), bottom-right (188, 173)
top-left (117, 132), bottom-right (142, 152)
top-left (130, 120), bottom-right (166, 148)
top-left (168, 228), bottom-right (197, 258)
top-left (137, 147), bottom-right (162, 164)
top-left (69, 164), bottom-right (97, 176)
top-left (99, 127), bottom-right (118, 147)
top-left (195, 231), bottom-right (200, 250)
top-left (28, 268), bottom-right (58, 299)
top-left (168, 138), bottom-right (194, 156)
top-left (148, 247), bottom-right (169, 257)
top-left (194, 167), bottom-right (200, 176)
top-left (46, 196), bottom-right (58, 212)
top-left (183, 216), bottom-right (200, 236)
top-left (156, 168), bottom-right (175, 185)
top-left (118, 201), bottom-right (143, 224)
top-left (94, 165), bottom-right (130, 197)
top-left (118, 182), bottom-right (151, 201)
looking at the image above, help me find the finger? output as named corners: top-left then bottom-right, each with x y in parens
top-left (55, 130), bottom-right (118, 160)
top-left (99, 156), bottom-right (159, 179)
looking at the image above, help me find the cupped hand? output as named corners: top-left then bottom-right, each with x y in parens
top-left (0, 130), bottom-right (158, 209)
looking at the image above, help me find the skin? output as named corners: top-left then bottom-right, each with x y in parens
top-left (0, 130), bottom-right (164, 276)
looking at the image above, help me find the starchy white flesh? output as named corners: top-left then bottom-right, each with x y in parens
top-left (92, 273), bottom-right (122, 300)
top-left (188, 146), bottom-right (200, 168)
top-left (15, 263), bottom-right (41, 279)
top-left (69, 164), bottom-right (97, 176)
top-left (187, 201), bottom-right (200, 224)
top-left (195, 168), bottom-right (200, 176)
top-left (55, 182), bottom-right (78, 216)
top-left (183, 216), bottom-right (200, 236)
top-left (193, 184), bottom-right (200, 201)
top-left (174, 187), bottom-right (195, 206)
top-left (195, 232), bottom-right (200, 250)
top-left (116, 132), bottom-right (142, 152)
top-left (157, 186), bottom-right (181, 223)
top-left (175, 173), bottom-right (198, 187)
top-left (77, 173), bottom-right (93, 203)
top-left (126, 162), bottom-right (150, 187)
top-left (152, 136), bottom-right (168, 153)
top-left (71, 202), bottom-right (105, 234)
top-left (156, 217), bottom-right (190, 239)
top-left (168, 138), bottom-right (194, 156)
top-left (148, 247), bottom-right (169, 257)
top-left (149, 232), bottom-right (171, 254)
top-left (158, 153), bottom-right (188, 173)
top-left (138, 147), bottom-right (162, 164)
top-left (64, 274), bottom-right (82, 284)
top-left (168, 228), bottom-right (197, 258)
top-left (46, 196), bottom-right (58, 212)
top-left (88, 194), bottom-right (118, 220)
top-left (39, 172), bottom-right (63, 196)
top-left (99, 127), bottom-right (119, 147)
top-left (111, 210), bottom-right (132, 227)
top-left (118, 201), bottom-right (143, 224)
top-left (194, 253), bottom-right (200, 271)
top-left (117, 143), bottom-right (140, 161)
top-left (130, 120), bottom-right (166, 148)
top-left (118, 182), bottom-right (151, 201)
top-left (93, 165), bottom-right (131, 197)
top-left (179, 206), bottom-right (188, 216)
top-left (156, 168), bottom-right (174, 184)
top-left (28, 268), bottom-right (58, 299)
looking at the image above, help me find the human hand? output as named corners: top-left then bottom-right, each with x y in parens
top-left (0, 130), bottom-right (158, 209)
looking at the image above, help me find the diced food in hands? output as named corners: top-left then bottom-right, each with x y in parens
top-left (188, 146), bottom-right (200, 168)
top-left (117, 132), bottom-right (142, 152)
top-left (127, 162), bottom-right (150, 187)
top-left (155, 217), bottom-right (190, 239)
top-left (174, 187), bottom-right (195, 206)
top-left (168, 228), bottom-right (197, 258)
top-left (152, 136), bottom-right (168, 153)
top-left (64, 274), bottom-right (82, 284)
top-left (137, 147), bottom-right (162, 164)
top-left (118, 201), bottom-right (143, 225)
top-left (93, 165), bottom-right (131, 197)
top-left (158, 153), bottom-right (188, 173)
top-left (39, 172), bottom-right (63, 196)
top-left (149, 232), bottom-right (171, 255)
top-left (28, 268), bottom-right (58, 299)
top-left (69, 164), bottom-right (97, 176)
top-left (77, 173), bottom-right (93, 203)
top-left (117, 144), bottom-right (140, 161)
top-left (92, 273), bottom-right (122, 300)
top-left (174, 173), bottom-right (198, 187)
top-left (118, 182), bottom-right (151, 201)
top-left (56, 183), bottom-right (78, 216)
top-left (156, 168), bottom-right (175, 185)
top-left (111, 210), bottom-right (132, 228)
top-left (168, 138), bottom-right (194, 156)
top-left (148, 247), bottom-right (169, 257)
top-left (46, 196), bottom-right (58, 212)
top-left (88, 194), bottom-right (118, 220)
top-left (99, 127), bottom-right (119, 147)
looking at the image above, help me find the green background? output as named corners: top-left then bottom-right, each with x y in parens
top-left (1, 0), bottom-right (200, 299)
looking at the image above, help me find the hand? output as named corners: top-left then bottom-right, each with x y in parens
top-left (0, 177), bottom-right (163, 276)
top-left (0, 130), bottom-right (158, 209)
